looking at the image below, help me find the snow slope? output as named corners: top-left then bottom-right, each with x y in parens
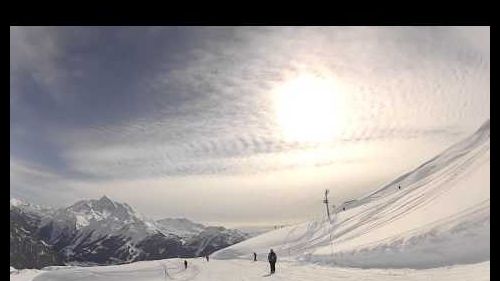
top-left (11, 258), bottom-right (489, 281)
top-left (213, 120), bottom-right (490, 269)
top-left (10, 269), bottom-right (42, 281)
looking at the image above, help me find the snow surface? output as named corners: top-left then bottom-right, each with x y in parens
top-left (11, 259), bottom-right (489, 281)
top-left (10, 198), bottom-right (54, 218)
top-left (10, 269), bottom-right (42, 281)
top-left (10, 199), bottom-right (25, 207)
top-left (10, 120), bottom-right (490, 280)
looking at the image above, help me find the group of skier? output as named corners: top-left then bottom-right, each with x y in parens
top-left (182, 185), bottom-right (406, 274)
top-left (182, 249), bottom-right (278, 275)
top-left (181, 185), bottom-right (406, 274)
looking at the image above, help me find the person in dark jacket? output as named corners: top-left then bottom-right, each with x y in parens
top-left (206, 255), bottom-right (209, 262)
top-left (253, 252), bottom-right (257, 261)
top-left (268, 249), bottom-right (277, 274)
top-left (184, 260), bottom-right (188, 269)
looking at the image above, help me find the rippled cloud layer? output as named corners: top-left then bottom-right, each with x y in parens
top-left (10, 27), bottom-right (489, 225)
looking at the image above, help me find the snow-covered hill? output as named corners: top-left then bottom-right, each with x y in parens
top-left (213, 119), bottom-right (490, 269)
top-left (11, 258), bottom-right (490, 281)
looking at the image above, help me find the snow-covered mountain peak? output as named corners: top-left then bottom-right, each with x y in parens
top-left (12, 197), bottom-right (251, 267)
top-left (10, 198), bottom-right (54, 217)
top-left (156, 218), bottom-right (206, 238)
top-left (10, 198), bottom-right (26, 207)
top-left (62, 196), bottom-right (142, 232)
top-left (68, 196), bottom-right (133, 216)
top-left (95, 195), bottom-right (116, 209)
top-left (99, 194), bottom-right (112, 202)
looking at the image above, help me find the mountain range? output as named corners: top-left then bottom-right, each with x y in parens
top-left (10, 196), bottom-right (250, 269)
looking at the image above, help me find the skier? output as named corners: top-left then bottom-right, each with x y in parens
top-left (253, 252), bottom-right (257, 261)
top-left (268, 249), bottom-right (277, 274)
top-left (206, 255), bottom-right (209, 262)
top-left (184, 260), bottom-right (188, 270)
top-left (398, 185), bottom-right (401, 190)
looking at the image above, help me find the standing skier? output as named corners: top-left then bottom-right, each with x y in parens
top-left (206, 255), bottom-right (209, 262)
top-left (184, 260), bottom-right (188, 270)
top-left (253, 252), bottom-right (257, 261)
top-left (268, 249), bottom-right (277, 274)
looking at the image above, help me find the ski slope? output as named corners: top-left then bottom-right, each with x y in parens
top-left (11, 258), bottom-right (490, 281)
top-left (214, 120), bottom-right (490, 269)
top-left (11, 120), bottom-right (490, 281)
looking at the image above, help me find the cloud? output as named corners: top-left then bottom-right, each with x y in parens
top-left (10, 159), bottom-right (84, 206)
top-left (55, 116), bottom-right (464, 181)
top-left (10, 27), bottom-right (74, 104)
top-left (10, 27), bottom-right (490, 224)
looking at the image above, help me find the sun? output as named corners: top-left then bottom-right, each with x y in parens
top-left (273, 73), bottom-right (344, 143)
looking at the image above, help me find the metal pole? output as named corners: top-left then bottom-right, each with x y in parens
top-left (323, 189), bottom-right (331, 221)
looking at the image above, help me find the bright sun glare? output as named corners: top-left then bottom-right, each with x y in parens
top-left (274, 73), bottom-right (345, 143)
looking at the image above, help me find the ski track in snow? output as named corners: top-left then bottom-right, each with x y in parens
top-left (12, 259), bottom-right (489, 281)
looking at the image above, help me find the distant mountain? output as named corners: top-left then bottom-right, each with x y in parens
top-left (156, 218), bottom-right (206, 239)
top-left (184, 226), bottom-right (249, 257)
top-left (10, 196), bottom-right (250, 269)
top-left (10, 199), bottom-right (62, 269)
top-left (233, 225), bottom-right (276, 236)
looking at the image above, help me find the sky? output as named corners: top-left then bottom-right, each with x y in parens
top-left (10, 26), bottom-right (490, 227)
